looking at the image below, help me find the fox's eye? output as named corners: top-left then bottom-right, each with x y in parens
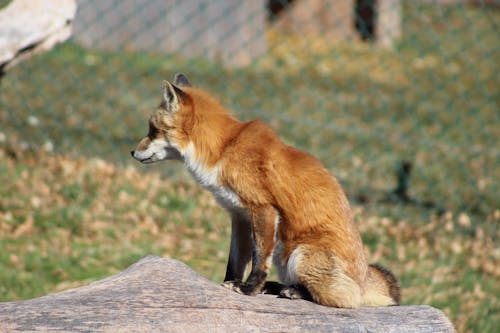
top-left (148, 120), bottom-right (158, 139)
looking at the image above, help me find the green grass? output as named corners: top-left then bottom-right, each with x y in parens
top-left (0, 3), bottom-right (498, 332)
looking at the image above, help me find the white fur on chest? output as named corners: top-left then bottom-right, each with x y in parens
top-left (181, 142), bottom-right (243, 211)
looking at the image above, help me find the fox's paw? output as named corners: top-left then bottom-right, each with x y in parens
top-left (221, 280), bottom-right (260, 296)
top-left (280, 287), bottom-right (302, 299)
top-left (280, 285), bottom-right (313, 301)
top-left (221, 280), bottom-right (245, 295)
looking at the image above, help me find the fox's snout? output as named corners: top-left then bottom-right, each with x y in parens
top-left (130, 140), bottom-right (182, 163)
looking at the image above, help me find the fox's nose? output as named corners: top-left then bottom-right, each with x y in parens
top-left (130, 150), bottom-right (135, 157)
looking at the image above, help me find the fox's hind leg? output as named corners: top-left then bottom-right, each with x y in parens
top-left (279, 284), bottom-right (313, 301)
top-left (262, 281), bottom-right (312, 301)
top-left (262, 281), bottom-right (285, 295)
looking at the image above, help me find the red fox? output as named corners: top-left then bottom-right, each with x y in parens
top-left (131, 73), bottom-right (401, 308)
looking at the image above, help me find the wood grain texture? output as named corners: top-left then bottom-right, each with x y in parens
top-left (0, 256), bottom-right (456, 333)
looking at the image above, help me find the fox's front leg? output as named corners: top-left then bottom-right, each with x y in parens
top-left (232, 205), bottom-right (278, 296)
top-left (223, 210), bottom-right (252, 283)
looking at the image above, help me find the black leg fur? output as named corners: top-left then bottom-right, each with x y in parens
top-left (262, 281), bottom-right (286, 295)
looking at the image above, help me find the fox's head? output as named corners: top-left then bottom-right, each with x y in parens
top-left (130, 73), bottom-right (193, 164)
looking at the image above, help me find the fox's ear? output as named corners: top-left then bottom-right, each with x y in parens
top-left (173, 73), bottom-right (191, 87)
top-left (161, 80), bottom-right (180, 112)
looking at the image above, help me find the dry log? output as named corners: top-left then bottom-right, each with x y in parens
top-left (0, 0), bottom-right (76, 75)
top-left (0, 256), bottom-right (455, 332)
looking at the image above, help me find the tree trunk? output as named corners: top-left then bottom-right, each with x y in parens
top-left (0, 256), bottom-right (456, 332)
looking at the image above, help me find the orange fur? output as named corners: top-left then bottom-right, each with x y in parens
top-left (131, 74), bottom-right (400, 307)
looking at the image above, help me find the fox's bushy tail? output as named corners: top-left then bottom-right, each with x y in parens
top-left (363, 264), bottom-right (401, 306)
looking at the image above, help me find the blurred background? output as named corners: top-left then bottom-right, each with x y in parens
top-left (0, 1), bottom-right (498, 331)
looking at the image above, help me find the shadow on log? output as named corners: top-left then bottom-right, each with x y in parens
top-left (0, 256), bottom-right (455, 332)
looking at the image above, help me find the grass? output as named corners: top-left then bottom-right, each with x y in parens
top-left (0, 2), bottom-right (498, 332)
